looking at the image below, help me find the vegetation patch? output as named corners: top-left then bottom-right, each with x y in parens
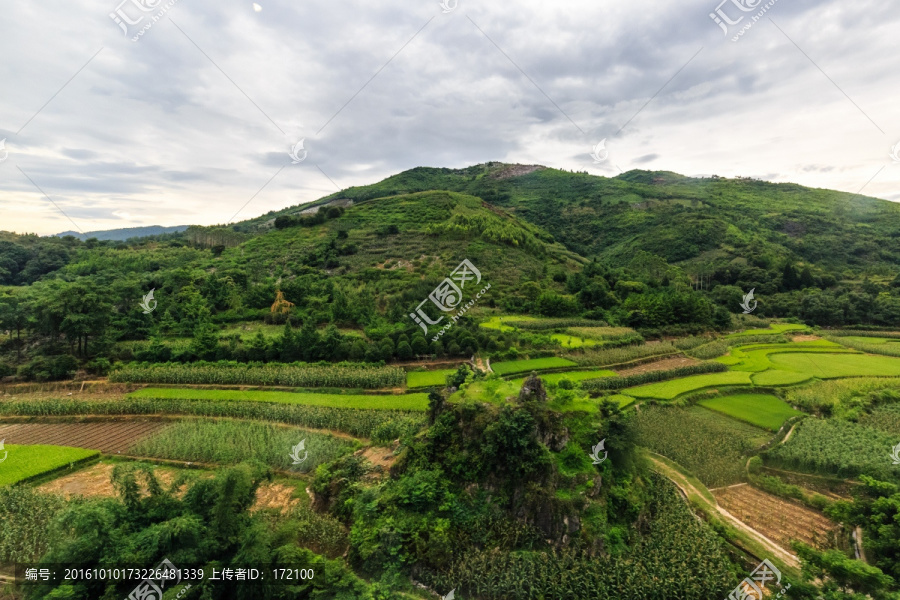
top-left (407, 368), bottom-right (457, 388)
top-left (491, 356), bottom-right (578, 375)
top-left (751, 370), bottom-right (813, 386)
top-left (0, 444), bottom-right (99, 486)
top-left (765, 418), bottom-right (900, 481)
top-left (129, 386), bottom-right (429, 411)
top-left (582, 362), bottom-right (727, 394)
top-left (633, 405), bottom-right (772, 487)
top-left (698, 393), bottom-right (803, 432)
top-left (130, 420), bottom-right (357, 472)
top-left (769, 352), bottom-right (900, 378)
top-left (110, 360), bottom-right (406, 388)
top-left (625, 370), bottom-right (753, 400)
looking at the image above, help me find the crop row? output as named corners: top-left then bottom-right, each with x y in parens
top-left (427, 476), bottom-right (735, 599)
top-left (581, 362), bottom-right (727, 393)
top-left (764, 418), bottom-right (900, 480)
top-left (825, 335), bottom-right (900, 357)
top-left (570, 341), bottom-right (679, 367)
top-left (109, 360), bottom-right (406, 388)
top-left (0, 398), bottom-right (424, 443)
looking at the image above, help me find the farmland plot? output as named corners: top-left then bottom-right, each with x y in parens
top-left (0, 421), bottom-right (166, 453)
top-left (713, 484), bottom-right (837, 550)
top-left (0, 445), bottom-right (99, 486)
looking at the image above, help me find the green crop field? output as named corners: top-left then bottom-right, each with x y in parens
top-left (769, 352), bottom-right (900, 378)
top-left (0, 445), bottom-right (99, 486)
top-left (765, 418), bottom-right (899, 480)
top-left (491, 357), bottom-right (578, 376)
top-left (721, 341), bottom-right (851, 372)
top-left (728, 323), bottom-right (808, 337)
top-left (520, 369), bottom-right (616, 384)
top-left (407, 369), bottom-right (457, 388)
top-left (634, 406), bottom-right (772, 487)
top-left (625, 371), bottom-right (753, 400)
top-left (550, 333), bottom-right (601, 348)
top-left (698, 393), bottom-right (802, 432)
top-left (750, 370), bottom-right (813, 386)
top-left (129, 387), bottom-right (429, 411)
top-left (129, 420), bottom-right (356, 473)
top-left (859, 404), bottom-right (900, 436)
top-left (479, 315), bottom-right (535, 331)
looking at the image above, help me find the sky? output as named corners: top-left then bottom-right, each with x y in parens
top-left (1, 0), bottom-right (898, 236)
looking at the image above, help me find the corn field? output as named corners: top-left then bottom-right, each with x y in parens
top-left (0, 487), bottom-right (69, 563)
top-left (427, 476), bottom-right (735, 599)
top-left (571, 341), bottom-right (678, 367)
top-left (0, 398), bottom-right (424, 443)
top-left (109, 360), bottom-right (406, 389)
top-left (129, 420), bottom-right (354, 472)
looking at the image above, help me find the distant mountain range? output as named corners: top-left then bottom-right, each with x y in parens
top-left (53, 225), bottom-right (189, 241)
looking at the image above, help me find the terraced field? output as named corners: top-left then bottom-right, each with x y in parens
top-left (0, 444), bottom-right (100, 486)
top-left (129, 387), bottom-right (429, 411)
top-left (407, 369), bottom-right (457, 388)
top-left (698, 393), bottom-right (801, 431)
top-left (0, 421), bottom-right (166, 453)
top-left (625, 371), bottom-right (753, 400)
top-left (713, 484), bottom-right (837, 550)
top-left (769, 352), bottom-right (900, 378)
top-left (491, 357), bottom-right (578, 376)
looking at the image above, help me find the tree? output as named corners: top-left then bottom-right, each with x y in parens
top-left (396, 340), bottom-right (412, 360)
top-left (279, 322), bottom-right (301, 362)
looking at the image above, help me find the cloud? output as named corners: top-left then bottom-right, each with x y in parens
top-left (0, 0), bottom-right (898, 235)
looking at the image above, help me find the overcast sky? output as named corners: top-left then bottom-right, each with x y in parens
top-left (1, 0), bottom-right (898, 236)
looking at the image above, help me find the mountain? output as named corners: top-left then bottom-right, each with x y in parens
top-left (54, 225), bottom-right (189, 241)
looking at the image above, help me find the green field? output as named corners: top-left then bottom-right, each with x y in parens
top-left (698, 393), bottom-right (802, 432)
top-left (634, 406), bottom-right (772, 487)
top-left (130, 420), bottom-right (356, 473)
top-left (721, 341), bottom-right (851, 372)
top-left (769, 352), bottom-right (900, 378)
top-left (625, 371), bottom-right (753, 400)
top-left (129, 387), bottom-right (429, 411)
top-left (491, 357), bottom-right (578, 376)
top-left (750, 370), bottom-right (813, 386)
top-left (479, 315), bottom-right (535, 332)
top-left (523, 370), bottom-right (617, 384)
top-left (728, 323), bottom-right (808, 337)
top-left (550, 333), bottom-right (601, 348)
top-left (0, 445), bottom-right (99, 486)
top-left (407, 369), bottom-right (457, 388)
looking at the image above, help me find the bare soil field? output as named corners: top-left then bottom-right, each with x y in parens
top-left (713, 483), bottom-right (838, 550)
top-left (0, 420), bottom-right (166, 453)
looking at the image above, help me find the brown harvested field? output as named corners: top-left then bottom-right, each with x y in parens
top-left (0, 421), bottom-right (167, 453)
top-left (614, 356), bottom-right (699, 376)
top-left (39, 462), bottom-right (300, 512)
top-left (713, 483), bottom-right (838, 550)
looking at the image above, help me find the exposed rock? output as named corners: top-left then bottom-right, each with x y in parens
top-left (518, 373), bottom-right (547, 403)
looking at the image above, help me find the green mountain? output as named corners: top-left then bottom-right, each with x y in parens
top-left (54, 224), bottom-right (189, 241)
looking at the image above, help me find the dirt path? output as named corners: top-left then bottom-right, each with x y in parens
top-left (648, 454), bottom-right (799, 569)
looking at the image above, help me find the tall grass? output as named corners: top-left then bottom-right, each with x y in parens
top-left (571, 341), bottom-right (678, 367)
top-left (825, 335), bottom-right (900, 357)
top-left (783, 377), bottom-right (900, 417)
top-left (110, 360), bottom-right (405, 389)
top-left (0, 398), bottom-right (424, 442)
top-left (129, 420), bottom-right (355, 473)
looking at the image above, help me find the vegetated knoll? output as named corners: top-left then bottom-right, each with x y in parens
top-left (231, 189), bottom-right (583, 302)
top-left (271, 162), bottom-right (900, 281)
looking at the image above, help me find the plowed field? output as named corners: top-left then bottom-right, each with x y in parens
top-left (0, 421), bottom-right (166, 453)
top-left (713, 483), bottom-right (837, 549)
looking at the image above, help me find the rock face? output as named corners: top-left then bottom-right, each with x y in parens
top-left (518, 373), bottom-right (547, 403)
